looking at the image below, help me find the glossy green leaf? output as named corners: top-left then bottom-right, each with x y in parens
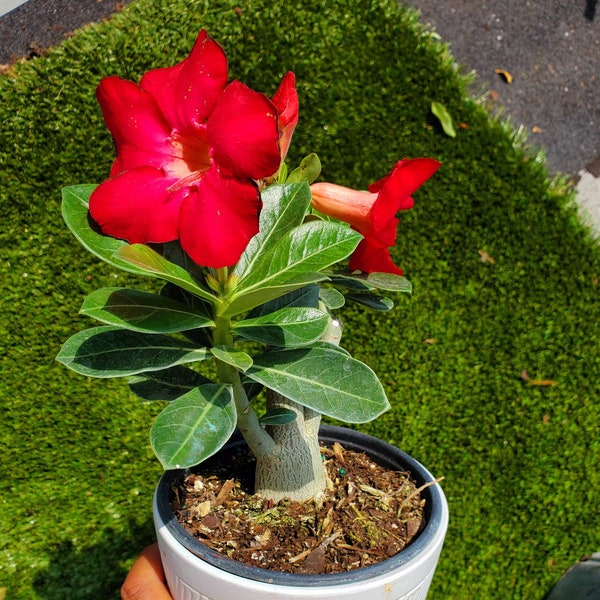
top-left (247, 347), bottom-right (389, 423)
top-left (241, 221), bottom-right (361, 288)
top-left (56, 326), bottom-right (208, 377)
top-left (228, 221), bottom-right (361, 317)
top-left (233, 307), bottom-right (329, 347)
top-left (128, 365), bottom-right (211, 401)
top-left (286, 153), bottom-right (322, 184)
top-left (276, 162), bottom-right (288, 183)
top-left (259, 408), bottom-right (297, 426)
top-left (319, 287), bottom-right (346, 309)
top-left (431, 101), bottom-right (456, 138)
top-left (366, 272), bottom-right (412, 293)
top-left (160, 283), bottom-right (214, 346)
top-left (309, 341), bottom-right (351, 356)
top-left (329, 273), bottom-right (376, 291)
top-left (150, 384), bottom-right (236, 469)
top-left (80, 287), bottom-right (214, 333)
top-left (346, 294), bottom-right (394, 311)
top-left (210, 346), bottom-right (253, 372)
top-left (224, 274), bottom-right (327, 317)
top-left (248, 285), bottom-right (320, 318)
top-left (114, 244), bottom-right (218, 304)
top-left (61, 185), bottom-right (150, 275)
top-left (233, 183), bottom-right (312, 279)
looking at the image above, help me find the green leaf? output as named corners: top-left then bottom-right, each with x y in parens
top-left (366, 272), bottom-right (412, 293)
top-left (150, 384), bottom-right (236, 469)
top-left (248, 285), bottom-right (320, 318)
top-left (247, 347), bottom-right (390, 423)
top-left (276, 162), bottom-right (288, 183)
top-left (308, 341), bottom-right (351, 356)
top-left (233, 307), bottom-right (329, 347)
top-left (227, 221), bottom-right (362, 316)
top-left (114, 244), bottom-right (219, 305)
top-left (128, 365), bottom-right (211, 401)
top-left (242, 380), bottom-right (264, 401)
top-left (61, 185), bottom-right (150, 276)
top-left (241, 221), bottom-right (361, 288)
top-left (431, 101), bottom-right (456, 138)
top-left (210, 346), bottom-right (253, 372)
top-left (286, 153), bottom-right (322, 184)
top-left (56, 326), bottom-right (208, 377)
top-left (346, 293), bottom-right (394, 311)
top-left (160, 283), bottom-right (213, 346)
top-left (80, 287), bottom-right (214, 333)
top-left (224, 274), bottom-right (327, 317)
top-left (259, 408), bottom-right (297, 426)
top-left (319, 287), bottom-right (346, 310)
top-left (233, 183), bottom-right (312, 279)
top-left (329, 273), bottom-right (376, 291)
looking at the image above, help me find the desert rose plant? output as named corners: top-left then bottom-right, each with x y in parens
top-left (57, 30), bottom-right (440, 502)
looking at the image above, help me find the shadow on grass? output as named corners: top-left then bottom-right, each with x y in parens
top-left (33, 519), bottom-right (155, 600)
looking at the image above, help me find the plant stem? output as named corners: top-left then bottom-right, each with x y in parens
top-left (212, 313), bottom-right (275, 461)
top-left (253, 315), bottom-right (342, 502)
top-left (254, 392), bottom-right (327, 502)
top-left (212, 281), bottom-right (339, 502)
top-left (212, 311), bottom-right (327, 501)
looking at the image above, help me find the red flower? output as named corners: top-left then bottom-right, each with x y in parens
top-left (89, 30), bottom-right (298, 268)
top-left (310, 158), bottom-right (440, 275)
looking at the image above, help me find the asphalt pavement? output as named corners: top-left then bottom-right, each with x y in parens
top-left (404, 0), bottom-right (599, 176)
top-left (3, 0), bottom-right (598, 234)
top-left (1, 0), bottom-right (598, 179)
top-left (401, 0), bottom-right (600, 236)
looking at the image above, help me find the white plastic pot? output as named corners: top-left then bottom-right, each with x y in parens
top-left (154, 425), bottom-right (448, 600)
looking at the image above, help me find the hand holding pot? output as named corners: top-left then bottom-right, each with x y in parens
top-left (121, 544), bottom-right (173, 600)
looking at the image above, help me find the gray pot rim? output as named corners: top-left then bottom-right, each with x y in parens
top-left (155, 425), bottom-right (446, 588)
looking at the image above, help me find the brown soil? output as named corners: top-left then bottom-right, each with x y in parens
top-left (171, 441), bottom-right (426, 575)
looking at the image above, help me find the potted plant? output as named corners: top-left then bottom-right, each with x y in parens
top-left (57, 30), bottom-right (448, 599)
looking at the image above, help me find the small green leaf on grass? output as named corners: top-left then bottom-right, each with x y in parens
top-left (431, 102), bottom-right (456, 138)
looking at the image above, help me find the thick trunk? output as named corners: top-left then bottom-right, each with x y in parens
top-left (253, 391), bottom-right (327, 502)
top-left (253, 316), bottom-right (342, 502)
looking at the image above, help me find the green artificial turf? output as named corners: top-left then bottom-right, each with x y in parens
top-left (1, 0), bottom-right (599, 598)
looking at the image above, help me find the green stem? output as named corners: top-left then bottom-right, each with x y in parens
top-left (212, 311), bottom-right (275, 461)
top-left (210, 275), bottom-right (338, 501)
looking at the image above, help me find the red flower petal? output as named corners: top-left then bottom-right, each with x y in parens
top-left (349, 239), bottom-right (404, 276)
top-left (271, 71), bottom-right (299, 162)
top-left (310, 182), bottom-right (375, 233)
top-left (178, 167), bottom-right (261, 268)
top-left (89, 166), bottom-right (184, 244)
top-left (207, 81), bottom-right (281, 180)
top-left (371, 215), bottom-right (399, 248)
top-left (141, 30), bottom-right (228, 131)
top-left (369, 158), bottom-right (441, 233)
top-left (311, 158), bottom-right (440, 275)
top-left (96, 77), bottom-right (174, 173)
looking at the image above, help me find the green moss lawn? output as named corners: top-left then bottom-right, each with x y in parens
top-left (1, 0), bottom-right (599, 598)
